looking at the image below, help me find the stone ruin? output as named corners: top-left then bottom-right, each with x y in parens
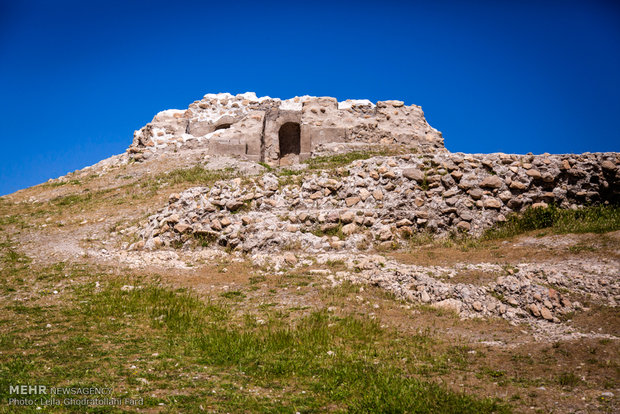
top-left (127, 92), bottom-right (619, 255)
top-left (119, 92), bottom-right (619, 327)
top-left (127, 92), bottom-right (445, 164)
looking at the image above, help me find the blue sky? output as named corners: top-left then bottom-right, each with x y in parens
top-left (1, 0), bottom-right (618, 196)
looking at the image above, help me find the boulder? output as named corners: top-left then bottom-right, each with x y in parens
top-left (432, 299), bottom-right (462, 314)
top-left (509, 180), bottom-right (527, 190)
top-left (483, 198), bottom-right (502, 209)
top-left (341, 223), bottom-right (358, 236)
top-left (540, 307), bottom-right (553, 321)
top-left (480, 176), bottom-right (503, 189)
top-left (345, 196), bottom-right (361, 207)
top-left (468, 188), bottom-right (484, 200)
top-left (402, 168), bottom-right (425, 182)
top-left (602, 160), bottom-right (616, 171)
top-left (340, 210), bottom-right (356, 224)
top-left (174, 223), bottom-right (191, 233)
top-left (526, 169), bottom-right (542, 179)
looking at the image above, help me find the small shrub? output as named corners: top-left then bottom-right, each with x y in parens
top-left (193, 232), bottom-right (217, 247)
top-left (420, 173), bottom-right (430, 191)
top-left (557, 372), bottom-right (581, 387)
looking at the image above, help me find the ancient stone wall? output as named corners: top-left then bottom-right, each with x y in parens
top-left (136, 152), bottom-right (619, 253)
top-left (127, 92), bottom-right (444, 163)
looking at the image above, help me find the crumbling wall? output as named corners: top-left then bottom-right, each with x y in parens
top-left (136, 152), bottom-right (619, 253)
top-left (127, 92), bottom-right (444, 163)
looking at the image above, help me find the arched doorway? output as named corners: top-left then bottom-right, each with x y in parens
top-left (278, 122), bottom-right (301, 157)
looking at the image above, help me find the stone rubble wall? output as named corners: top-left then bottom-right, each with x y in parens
top-left (126, 92), bottom-right (444, 163)
top-left (135, 152), bottom-right (619, 254)
top-left (302, 252), bottom-right (617, 332)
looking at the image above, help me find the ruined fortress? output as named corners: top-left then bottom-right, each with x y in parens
top-left (47, 91), bottom-right (620, 327)
top-left (125, 91), bottom-right (619, 253)
top-left (127, 92), bottom-right (445, 164)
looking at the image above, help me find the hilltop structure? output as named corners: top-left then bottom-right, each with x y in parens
top-left (127, 92), bottom-right (445, 164)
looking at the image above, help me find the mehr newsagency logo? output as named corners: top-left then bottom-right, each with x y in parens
top-left (7, 385), bottom-right (143, 407)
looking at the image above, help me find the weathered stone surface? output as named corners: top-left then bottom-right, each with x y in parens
top-left (432, 299), bottom-right (462, 314)
top-left (526, 169), bottom-right (542, 179)
top-left (226, 200), bottom-right (244, 211)
top-left (378, 227), bottom-right (392, 241)
top-left (174, 223), bottom-right (190, 233)
top-left (128, 92), bottom-right (445, 163)
top-left (498, 191), bottom-right (512, 202)
top-left (345, 196), bottom-right (361, 207)
top-left (340, 211), bottom-right (355, 224)
top-left (480, 176), bottom-right (503, 189)
top-left (341, 223), bottom-right (358, 236)
top-left (395, 219), bottom-right (413, 227)
top-left (528, 303), bottom-right (541, 317)
top-left (167, 214), bottom-right (180, 223)
top-left (483, 198), bottom-right (502, 209)
top-left (450, 170), bottom-right (463, 180)
top-left (468, 188), bottom-right (483, 200)
top-left (403, 168), bottom-right (424, 182)
top-left (283, 252), bottom-right (298, 265)
top-left (601, 160), bottom-right (616, 171)
top-left (540, 307), bottom-right (553, 321)
top-left (359, 188), bottom-right (371, 201)
top-left (210, 219), bottom-right (222, 231)
top-left (383, 170), bottom-right (397, 179)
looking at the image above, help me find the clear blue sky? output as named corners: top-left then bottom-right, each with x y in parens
top-left (1, 0), bottom-right (618, 196)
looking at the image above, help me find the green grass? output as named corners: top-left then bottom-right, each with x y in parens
top-left (567, 244), bottom-right (596, 253)
top-left (0, 239), bottom-right (31, 277)
top-left (279, 168), bottom-right (303, 176)
top-left (0, 255), bottom-right (509, 412)
top-left (133, 165), bottom-right (238, 196)
top-left (305, 150), bottom-right (394, 170)
top-left (0, 215), bottom-right (28, 231)
top-left (420, 173), bottom-right (430, 191)
top-left (51, 192), bottom-right (94, 206)
top-left (258, 161), bottom-right (274, 171)
top-left (556, 372), bottom-right (581, 388)
top-left (220, 290), bottom-right (246, 300)
top-left (155, 165), bottom-right (236, 187)
top-left (403, 205), bottom-right (619, 253)
top-left (41, 179), bottom-right (83, 188)
top-left (192, 231), bottom-right (218, 247)
top-left (483, 204), bottom-right (620, 239)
